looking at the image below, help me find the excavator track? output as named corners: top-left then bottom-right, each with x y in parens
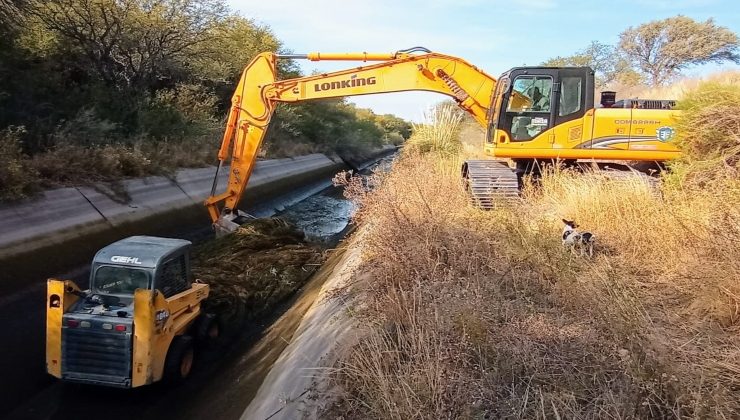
top-left (462, 160), bottom-right (661, 210)
top-left (462, 160), bottom-right (520, 209)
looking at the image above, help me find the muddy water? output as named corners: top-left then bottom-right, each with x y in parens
top-left (1, 184), bottom-right (358, 420)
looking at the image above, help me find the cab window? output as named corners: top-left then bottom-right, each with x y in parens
top-left (158, 255), bottom-right (189, 297)
top-left (559, 76), bottom-right (582, 116)
top-left (510, 115), bottom-right (550, 141)
top-left (94, 266), bottom-right (150, 294)
top-left (507, 76), bottom-right (553, 113)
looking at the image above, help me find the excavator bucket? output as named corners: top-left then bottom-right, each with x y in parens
top-left (213, 209), bottom-right (255, 236)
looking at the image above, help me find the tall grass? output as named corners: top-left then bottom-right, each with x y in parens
top-left (406, 102), bottom-right (464, 156)
top-left (667, 79), bottom-right (740, 190)
top-left (329, 80), bottom-right (740, 419)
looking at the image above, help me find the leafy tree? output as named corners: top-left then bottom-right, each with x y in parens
top-left (619, 16), bottom-right (740, 86)
top-left (374, 113), bottom-right (412, 142)
top-left (189, 16), bottom-right (281, 84)
top-left (266, 99), bottom-right (409, 157)
top-left (542, 41), bottom-right (640, 87)
top-left (29, 0), bottom-right (228, 89)
top-left (0, 0), bottom-right (412, 196)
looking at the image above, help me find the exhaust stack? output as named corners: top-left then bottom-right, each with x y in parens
top-left (600, 91), bottom-right (616, 108)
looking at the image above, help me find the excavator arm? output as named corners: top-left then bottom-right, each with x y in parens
top-left (205, 47), bottom-right (497, 232)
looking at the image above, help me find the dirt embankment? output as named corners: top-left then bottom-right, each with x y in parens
top-left (304, 151), bottom-right (738, 419)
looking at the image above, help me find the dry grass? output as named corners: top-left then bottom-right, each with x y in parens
top-left (327, 80), bottom-right (740, 419)
top-left (406, 102), bottom-right (465, 156)
top-left (603, 70), bottom-right (740, 101)
top-left (666, 79), bottom-right (740, 191)
top-left (0, 126), bottom-right (39, 200)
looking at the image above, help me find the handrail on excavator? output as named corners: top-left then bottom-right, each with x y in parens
top-left (275, 46), bottom-right (432, 61)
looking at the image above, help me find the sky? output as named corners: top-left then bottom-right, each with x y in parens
top-left (226, 0), bottom-right (740, 121)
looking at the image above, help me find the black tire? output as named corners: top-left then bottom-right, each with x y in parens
top-left (163, 335), bottom-right (195, 383)
top-left (194, 313), bottom-right (220, 347)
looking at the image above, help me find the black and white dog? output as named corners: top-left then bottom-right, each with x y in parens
top-left (562, 219), bottom-right (595, 257)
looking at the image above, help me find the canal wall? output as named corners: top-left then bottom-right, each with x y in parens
top-left (0, 147), bottom-right (394, 290)
top-left (241, 229), bottom-right (365, 420)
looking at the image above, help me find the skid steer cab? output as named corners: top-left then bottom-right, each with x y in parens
top-left (46, 236), bottom-right (218, 388)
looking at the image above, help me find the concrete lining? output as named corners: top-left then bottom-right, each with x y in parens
top-left (241, 231), bottom-right (364, 420)
top-left (0, 154), bottom-right (341, 261)
top-left (0, 188), bottom-right (110, 257)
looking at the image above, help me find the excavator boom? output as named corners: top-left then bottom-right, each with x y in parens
top-left (205, 47), bottom-right (497, 232)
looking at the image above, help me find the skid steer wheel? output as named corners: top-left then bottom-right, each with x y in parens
top-left (164, 335), bottom-right (195, 382)
top-left (194, 313), bottom-right (220, 348)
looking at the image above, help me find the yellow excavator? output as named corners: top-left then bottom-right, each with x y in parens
top-left (205, 47), bottom-right (680, 231)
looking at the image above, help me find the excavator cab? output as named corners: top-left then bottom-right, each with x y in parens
top-left (484, 65), bottom-right (678, 165)
top-left (486, 67), bottom-right (595, 148)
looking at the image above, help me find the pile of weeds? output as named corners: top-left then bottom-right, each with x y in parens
top-left (192, 218), bottom-right (324, 334)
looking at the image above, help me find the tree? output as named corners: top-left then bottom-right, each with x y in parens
top-left (29, 0), bottom-right (228, 89)
top-left (542, 41), bottom-right (639, 87)
top-left (183, 15), bottom-right (289, 108)
top-left (374, 113), bottom-right (412, 141)
top-left (619, 16), bottom-right (739, 86)
top-left (188, 17), bottom-right (282, 84)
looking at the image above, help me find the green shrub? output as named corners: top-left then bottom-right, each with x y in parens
top-left (265, 100), bottom-right (393, 159)
top-left (140, 136), bottom-right (219, 169)
top-left (31, 143), bottom-right (152, 186)
top-left (383, 131), bottom-right (405, 146)
top-left (0, 126), bottom-right (40, 200)
top-left (51, 109), bottom-right (120, 147)
top-left (137, 84), bottom-right (220, 140)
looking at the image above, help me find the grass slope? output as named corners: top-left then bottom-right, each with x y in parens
top-left (328, 80), bottom-right (740, 419)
